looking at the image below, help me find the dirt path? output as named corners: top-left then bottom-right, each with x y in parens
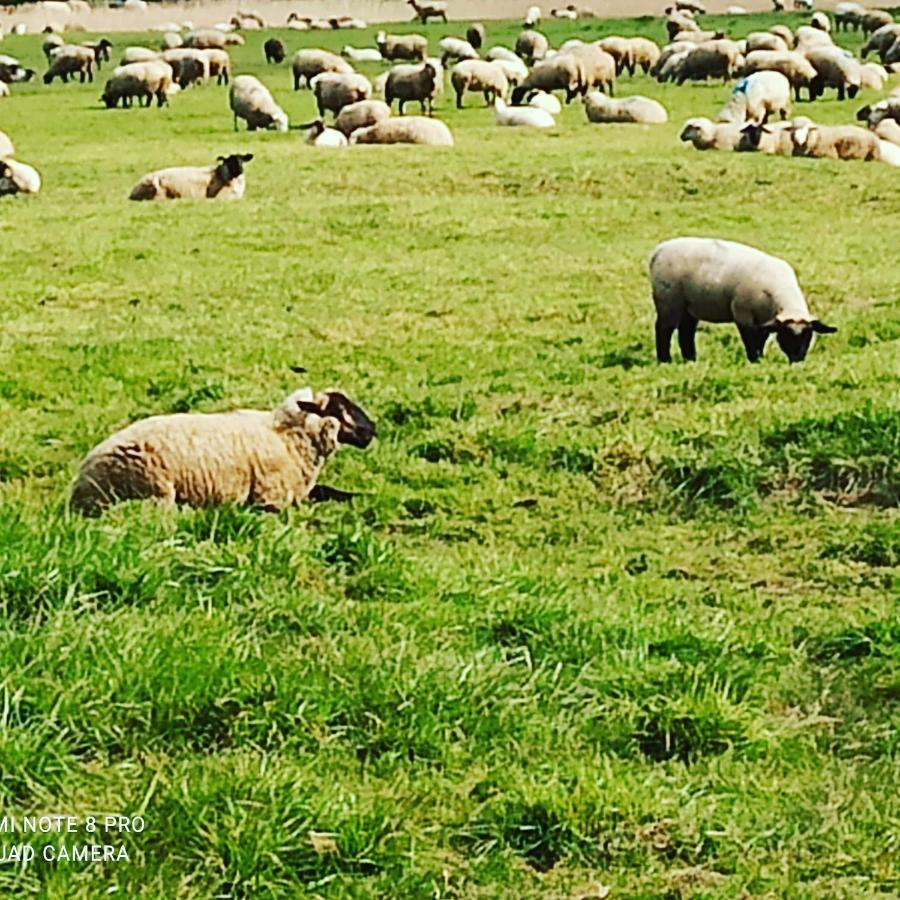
top-left (3, 0), bottom-right (785, 35)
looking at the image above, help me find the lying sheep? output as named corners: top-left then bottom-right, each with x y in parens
top-left (70, 388), bottom-right (375, 515)
top-left (440, 36), bottom-right (479, 66)
top-left (526, 89), bottom-right (561, 113)
top-left (301, 119), bottom-right (349, 146)
top-left (0, 158), bottom-right (41, 196)
top-left (350, 116), bottom-right (453, 145)
top-left (129, 153), bottom-right (253, 200)
top-left (584, 91), bottom-right (667, 123)
top-left (718, 71), bottom-right (791, 125)
top-left (385, 62), bottom-right (439, 114)
top-left (44, 44), bottom-right (94, 83)
top-left (515, 29), bottom-right (550, 65)
top-left (451, 59), bottom-right (508, 108)
top-left (312, 71), bottom-right (371, 116)
top-left (511, 54), bottom-right (584, 104)
top-left (230, 74), bottom-right (288, 131)
top-left (857, 94), bottom-right (900, 128)
top-left (794, 25), bottom-right (833, 52)
top-left (874, 117), bottom-right (900, 145)
top-left (649, 237), bottom-right (837, 363)
top-left (680, 116), bottom-right (743, 150)
top-left (102, 60), bottom-right (174, 107)
top-left (264, 38), bottom-right (285, 64)
top-left (806, 47), bottom-right (862, 100)
top-left (737, 118), bottom-right (799, 154)
top-left (334, 98), bottom-right (391, 136)
top-left (376, 31), bottom-right (428, 62)
top-left (0, 130), bottom-right (13, 158)
top-left (342, 46), bottom-right (383, 63)
top-left (493, 96), bottom-right (554, 127)
top-left (739, 50), bottom-right (816, 102)
top-left (791, 121), bottom-right (881, 160)
top-left (292, 49), bottom-right (353, 89)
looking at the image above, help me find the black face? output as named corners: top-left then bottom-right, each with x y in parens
top-left (856, 104), bottom-right (871, 122)
top-left (216, 153), bottom-right (253, 181)
top-left (320, 391), bottom-right (377, 448)
top-left (739, 122), bottom-right (766, 149)
top-left (773, 320), bottom-right (837, 363)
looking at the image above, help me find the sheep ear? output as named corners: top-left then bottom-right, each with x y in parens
top-left (811, 320), bottom-right (837, 334)
top-left (241, 153), bottom-right (253, 162)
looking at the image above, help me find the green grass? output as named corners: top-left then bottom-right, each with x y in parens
top-left (0, 10), bottom-right (898, 897)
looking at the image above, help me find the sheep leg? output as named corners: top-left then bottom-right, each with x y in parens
top-left (455, 88), bottom-right (464, 109)
top-left (677, 312), bottom-right (699, 362)
top-left (655, 317), bottom-right (677, 363)
top-left (737, 325), bottom-right (768, 363)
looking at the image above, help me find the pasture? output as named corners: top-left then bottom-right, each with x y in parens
top-left (0, 9), bottom-right (898, 897)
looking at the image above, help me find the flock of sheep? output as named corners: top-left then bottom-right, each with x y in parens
top-left (1, 1), bottom-right (896, 514)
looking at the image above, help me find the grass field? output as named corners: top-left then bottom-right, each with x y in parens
top-left (0, 10), bottom-right (898, 897)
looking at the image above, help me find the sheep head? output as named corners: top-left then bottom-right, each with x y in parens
top-left (215, 153), bottom-right (253, 182)
top-left (282, 389), bottom-right (376, 448)
top-left (764, 318), bottom-right (837, 363)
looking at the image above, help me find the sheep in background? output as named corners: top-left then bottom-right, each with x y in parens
top-left (70, 388), bottom-right (376, 515)
top-left (649, 237), bottom-right (837, 363)
top-left (680, 117), bottom-right (743, 150)
top-left (407, 0), bottom-right (447, 24)
top-left (129, 153), bottom-right (253, 200)
top-left (350, 116), bottom-right (453, 145)
top-left (584, 92), bottom-right (667, 124)
top-left (44, 44), bottom-right (94, 83)
top-left (467, 23), bottom-right (486, 50)
top-left (230, 75), bottom-right (288, 131)
top-left (493, 96), bottom-right (554, 127)
top-left (343, 46), bottom-right (383, 63)
top-left (440, 37), bottom-right (479, 67)
top-left (312, 71), bottom-right (372, 117)
top-left (790, 121), bottom-right (882, 160)
top-left (376, 31), bottom-right (428, 62)
top-left (264, 38), bottom-right (285, 64)
top-left (515, 29), bottom-right (550, 65)
top-left (292, 49), bottom-right (353, 89)
top-left (385, 62), bottom-right (440, 114)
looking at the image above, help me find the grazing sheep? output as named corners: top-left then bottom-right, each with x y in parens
top-left (806, 47), bottom-right (862, 101)
top-left (675, 39), bottom-right (745, 84)
top-left (70, 388), bottom-right (375, 515)
top-left (739, 50), bottom-right (817, 102)
top-left (810, 12), bottom-right (830, 32)
top-left (342, 46), bottom-right (383, 63)
top-left (597, 36), bottom-right (634, 75)
top-left (649, 237), bottom-right (837, 363)
top-left (718, 71), bottom-right (791, 125)
top-left (745, 31), bottom-right (789, 53)
top-left (161, 48), bottom-right (210, 86)
top-left (859, 62), bottom-right (888, 91)
top-left (791, 121), bottom-right (881, 160)
top-left (794, 25), bottom-right (834, 52)
top-left (654, 45), bottom-right (692, 82)
top-left (667, 11), bottom-right (699, 41)
top-left (385, 62), bottom-right (439, 114)
top-left (486, 46), bottom-right (520, 64)
top-left (673, 30), bottom-right (724, 45)
top-left (407, 0), bottom-right (447, 24)
top-left (440, 37), bottom-right (479, 66)
top-left (129, 153), bottom-right (252, 200)
top-left (627, 37), bottom-right (661, 75)
top-left (490, 56), bottom-right (529, 87)
top-left (82, 38), bottom-right (112, 69)
top-left (350, 116), bottom-right (453, 145)
top-left (42, 34), bottom-right (64, 61)
top-left (524, 5), bottom-right (541, 27)
top-left (680, 116), bottom-right (743, 150)
top-left (510, 54), bottom-right (584, 104)
top-left (861, 24), bottom-right (900, 61)
top-left (120, 46), bottom-right (159, 65)
top-left (264, 38), bottom-right (285, 64)
top-left (584, 91), bottom-right (667, 124)
top-left (515, 29), bottom-right (550, 65)
top-left (862, 10), bottom-right (894, 35)
top-left (526, 89), bottom-right (561, 113)
top-left (834, 2), bottom-right (865, 31)
top-left (301, 119), bottom-right (349, 146)
top-left (230, 75), bottom-right (289, 131)
top-left (376, 31), bottom-right (428, 62)
top-left (0, 158), bottom-right (41, 196)
top-left (769, 24), bottom-right (794, 47)
top-left (467, 23), bottom-right (486, 51)
top-left (292, 49), bottom-right (353, 90)
top-left (183, 29), bottom-right (228, 50)
top-left (676, 0), bottom-right (706, 12)
top-left (312, 71), bottom-right (372, 116)
top-left (334, 99), bottom-right (391, 136)
top-left (44, 44), bottom-right (94, 83)
top-left (451, 60), bottom-right (508, 108)
top-left (493, 96), bottom-right (554, 127)
top-left (101, 60), bottom-right (173, 107)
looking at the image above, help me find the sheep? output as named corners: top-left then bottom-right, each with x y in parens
top-left (264, 38), bottom-right (285, 64)
top-left (230, 75), bottom-right (289, 132)
top-left (525, 89), bottom-right (561, 113)
top-left (862, 10), bottom-right (895, 35)
top-left (42, 34), bottom-right (64, 61)
top-left (129, 153), bottom-right (252, 200)
top-left (161, 32), bottom-right (183, 50)
top-left (493, 96), bottom-right (554, 127)
top-left (718, 72), bottom-right (791, 125)
top-left (120, 46), bottom-right (159, 65)
top-left (301, 119), bottom-right (349, 147)
top-left (791, 121), bottom-right (881, 160)
top-left (736, 118), bottom-right (799, 154)
top-left (349, 116), bottom-right (454, 145)
top-left (857, 94), bottom-right (900, 128)
top-left (511, 54), bottom-right (585, 104)
top-left (486, 46), bottom-right (520, 64)
top-left (343, 46), bottom-right (383, 63)
top-left (440, 37), bottom-right (479, 66)
top-left (385, 62), bottom-right (439, 114)
top-left (312, 71), bottom-right (372, 116)
top-left (861, 24), bottom-right (900, 60)
top-left (649, 237), bottom-right (837, 364)
top-left (292, 49), bottom-right (353, 90)
top-left (675, 39), bottom-right (745, 84)
top-left (161, 49), bottom-right (210, 87)
top-left (745, 31), bottom-right (789, 53)
top-left (675, 0), bottom-right (705, 12)
top-left (451, 60), bottom-right (509, 108)
top-left (597, 36), bottom-right (634, 76)
top-left (407, 0), bottom-right (447, 23)
top-left (584, 91), bottom-right (667, 124)
top-left (673, 30), bottom-right (724, 45)
top-left (101, 60), bottom-right (174, 108)
top-left (725, 4), bottom-right (748, 12)
top-left (551, 7), bottom-right (577, 19)
top-left (805, 47), bottom-right (862, 101)
top-left (44, 44), bottom-right (94, 83)
top-left (524, 5), bottom-right (541, 27)
top-left (794, 25), bottom-right (833, 52)
top-left (834, 2), bottom-right (865, 31)
top-left (655, 46), bottom-right (692, 82)
top-left (666, 11), bottom-right (699, 41)
top-left (490, 56), bottom-right (529, 87)
top-left (739, 50), bottom-right (817, 102)
top-left (334, 99), bottom-right (391, 136)
top-left (886, 37), bottom-right (900, 65)
top-left (680, 116), bottom-right (743, 150)
top-left (810, 12), bottom-right (830, 32)
top-left (376, 31), bottom-right (428, 62)
top-left (566, 43), bottom-right (616, 94)
top-left (515, 29), bottom-right (550, 65)
top-left (201, 49), bottom-right (231, 85)
top-left (0, 59), bottom-right (36, 83)
top-left (70, 388), bottom-right (375, 515)
top-left (183, 29), bottom-right (229, 50)
top-left (0, 158), bottom-right (41, 196)
top-left (82, 38), bottom-right (112, 69)
top-left (467, 23), bottom-right (486, 51)
top-left (769, 24), bottom-right (794, 47)
top-left (627, 37), bottom-right (661, 75)
top-left (859, 62), bottom-right (888, 91)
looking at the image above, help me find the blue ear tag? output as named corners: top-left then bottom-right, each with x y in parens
top-left (733, 78), bottom-right (749, 96)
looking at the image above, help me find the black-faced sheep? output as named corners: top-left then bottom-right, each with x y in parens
top-left (129, 153), bottom-right (253, 200)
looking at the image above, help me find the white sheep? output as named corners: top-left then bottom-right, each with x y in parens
top-left (584, 92), bottom-right (667, 124)
top-left (350, 116), bottom-right (454, 146)
top-left (70, 388), bottom-right (376, 515)
top-left (524, 5), bottom-right (541, 26)
top-left (129, 153), bottom-right (253, 200)
top-left (342, 46), bottom-right (382, 63)
top-left (493, 96), bottom-right (554, 127)
top-left (302, 120), bottom-right (349, 147)
top-left (649, 237), bottom-right (837, 363)
top-left (680, 116), bottom-right (743, 150)
top-left (0, 158), bottom-right (41, 196)
top-left (230, 75), bottom-right (288, 132)
top-left (527, 89), bottom-right (561, 113)
top-left (718, 71), bottom-right (791, 124)
top-left (486, 46), bottom-right (520, 64)
top-left (790, 121), bottom-right (881, 160)
top-left (440, 36), bottom-right (479, 66)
